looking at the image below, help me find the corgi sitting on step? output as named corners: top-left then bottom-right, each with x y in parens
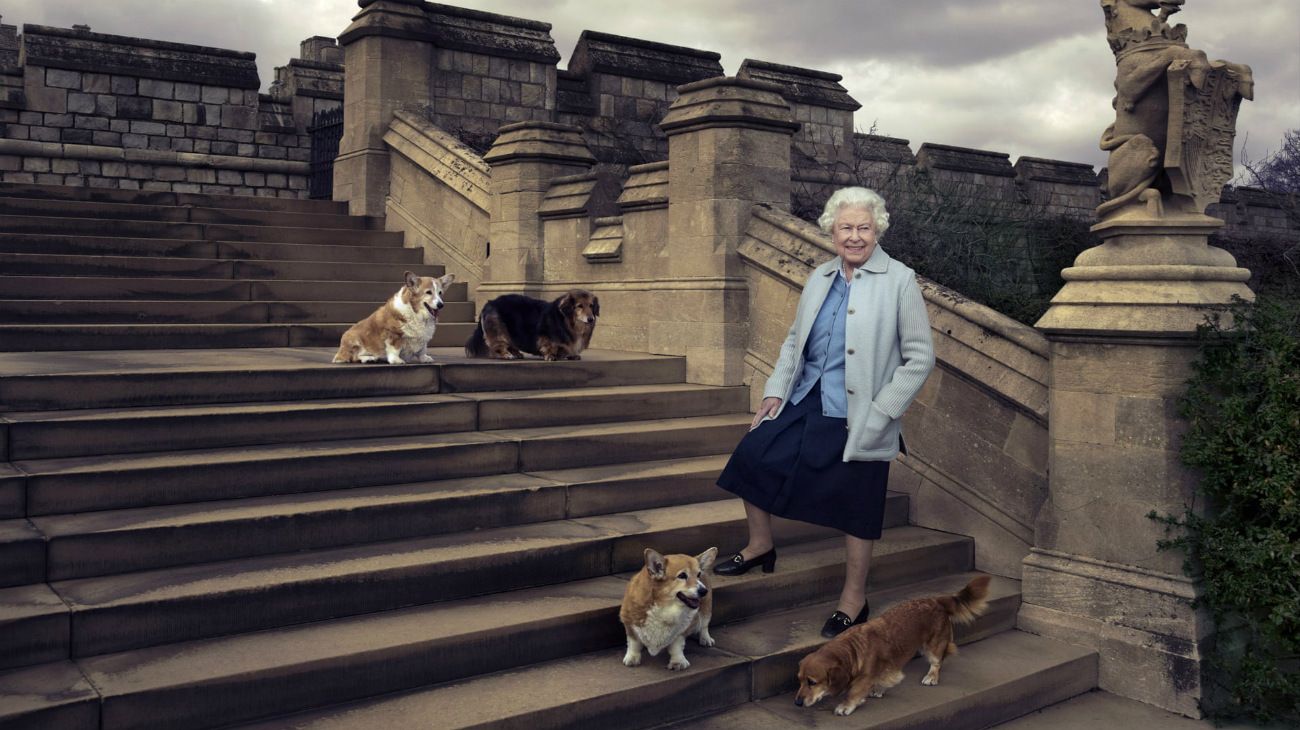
top-left (619, 547), bottom-right (717, 671)
top-left (333, 271), bottom-right (455, 365)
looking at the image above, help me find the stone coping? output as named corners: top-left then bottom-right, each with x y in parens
top-left (916, 143), bottom-right (1015, 177)
top-left (21, 24), bottom-right (260, 88)
top-left (568, 29), bottom-right (722, 85)
top-left (1014, 157), bottom-right (1099, 186)
top-left (385, 109), bottom-right (490, 211)
top-left (738, 58), bottom-right (860, 111)
top-left (0, 139), bottom-right (309, 175)
top-left (853, 133), bottom-right (917, 164)
top-left (286, 58), bottom-right (345, 73)
top-left (424, 1), bottom-right (561, 64)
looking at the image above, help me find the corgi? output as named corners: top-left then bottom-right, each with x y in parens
top-left (619, 547), bottom-right (717, 671)
top-left (333, 271), bottom-right (455, 365)
top-left (794, 575), bottom-right (991, 716)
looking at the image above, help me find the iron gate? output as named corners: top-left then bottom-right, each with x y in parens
top-left (308, 107), bottom-right (343, 200)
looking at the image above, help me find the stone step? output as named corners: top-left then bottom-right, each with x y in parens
top-left (0, 276), bottom-right (469, 302)
top-left (49, 499), bottom-right (844, 657)
top-left (0, 299), bottom-right (476, 325)
top-left (0, 660), bottom-right (98, 729)
top-left (29, 455), bottom-right (754, 580)
top-left (5, 384), bottom-right (747, 459)
top-left (0, 465), bottom-right (23, 518)
top-left (0, 321), bottom-right (476, 352)
top-left (0, 233), bottom-right (422, 263)
top-left (0, 252), bottom-right (443, 281)
top-left (228, 581), bottom-right (1062, 730)
top-left (0, 214), bottom-right (404, 245)
top-left (15, 414), bottom-right (751, 515)
top-left (0, 181), bottom-right (349, 214)
top-left (0, 583), bottom-right (70, 670)
top-left (0, 349), bottom-right (685, 411)
top-left (661, 632), bottom-right (1096, 730)
top-left (0, 518), bottom-right (43, 587)
top-left (34, 532), bottom-right (962, 730)
top-left (0, 197), bottom-right (381, 230)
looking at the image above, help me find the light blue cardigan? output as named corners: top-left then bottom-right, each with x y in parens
top-left (761, 246), bottom-right (935, 461)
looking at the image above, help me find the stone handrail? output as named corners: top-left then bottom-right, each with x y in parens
top-left (382, 109), bottom-right (491, 293)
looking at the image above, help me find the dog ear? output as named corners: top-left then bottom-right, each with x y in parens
top-left (591, 295), bottom-right (600, 317)
top-left (643, 548), bottom-right (666, 579)
top-left (439, 273), bottom-right (456, 288)
top-left (403, 271), bottom-right (418, 290)
top-left (695, 547), bottom-right (718, 571)
top-left (558, 292), bottom-right (576, 315)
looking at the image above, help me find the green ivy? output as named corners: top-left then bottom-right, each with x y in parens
top-left (1153, 295), bottom-right (1300, 724)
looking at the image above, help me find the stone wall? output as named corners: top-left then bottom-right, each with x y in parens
top-left (0, 24), bottom-right (321, 197)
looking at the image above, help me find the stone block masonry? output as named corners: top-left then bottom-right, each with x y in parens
top-left (0, 24), bottom-right (315, 197)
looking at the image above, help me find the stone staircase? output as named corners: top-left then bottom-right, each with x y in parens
top-left (0, 185), bottom-right (1098, 729)
top-left (0, 182), bottom-right (473, 351)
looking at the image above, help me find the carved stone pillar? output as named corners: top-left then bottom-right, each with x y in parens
top-left (480, 122), bottom-right (595, 299)
top-left (334, 0), bottom-right (432, 217)
top-left (658, 76), bottom-right (798, 385)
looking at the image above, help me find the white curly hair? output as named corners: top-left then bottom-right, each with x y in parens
top-left (817, 187), bottom-right (890, 238)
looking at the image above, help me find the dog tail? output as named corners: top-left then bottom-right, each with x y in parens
top-left (940, 575), bottom-right (991, 626)
top-left (465, 322), bottom-right (488, 357)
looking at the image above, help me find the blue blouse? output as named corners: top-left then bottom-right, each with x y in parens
top-left (790, 270), bottom-right (850, 417)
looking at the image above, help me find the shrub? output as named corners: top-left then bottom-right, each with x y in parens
top-left (1153, 295), bottom-right (1300, 724)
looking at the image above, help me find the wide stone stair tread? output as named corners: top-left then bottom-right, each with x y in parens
top-left (0, 277), bottom-right (468, 302)
top-left (44, 499), bottom-right (857, 656)
top-left (660, 631), bottom-right (1097, 730)
top-left (0, 234), bottom-right (423, 263)
top-left (229, 597), bottom-right (1076, 730)
top-left (0, 529), bottom-right (966, 730)
top-left (0, 299), bottom-right (476, 325)
top-left (0, 181), bottom-right (350, 214)
top-left (0, 214), bottom-right (404, 246)
top-left (0, 196), bottom-right (382, 229)
top-left (27, 455), bottom-right (754, 579)
top-left (0, 321), bottom-right (475, 352)
top-left (4, 382), bottom-right (743, 459)
top-left (0, 252), bottom-right (445, 281)
top-left (0, 348), bottom-right (686, 411)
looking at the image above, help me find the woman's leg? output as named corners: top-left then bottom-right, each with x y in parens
top-left (837, 534), bottom-right (875, 615)
top-left (739, 500), bottom-right (775, 558)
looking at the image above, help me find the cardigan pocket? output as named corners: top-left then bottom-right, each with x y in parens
top-left (849, 402), bottom-right (895, 455)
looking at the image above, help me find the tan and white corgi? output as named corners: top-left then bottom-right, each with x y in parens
top-left (619, 547), bottom-right (717, 670)
top-left (333, 271), bottom-right (456, 365)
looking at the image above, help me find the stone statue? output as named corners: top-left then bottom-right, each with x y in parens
top-left (1097, 0), bottom-right (1253, 220)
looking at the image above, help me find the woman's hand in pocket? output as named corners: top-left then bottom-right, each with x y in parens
top-left (751, 397), bottom-right (783, 430)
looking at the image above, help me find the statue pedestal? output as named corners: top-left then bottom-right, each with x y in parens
top-left (1024, 215), bottom-right (1252, 716)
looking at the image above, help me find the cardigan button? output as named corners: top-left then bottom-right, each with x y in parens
top-left (847, 388), bottom-right (855, 395)
top-left (854, 272), bottom-right (862, 279)
top-left (848, 308), bottom-right (855, 315)
top-left (847, 349), bottom-right (855, 355)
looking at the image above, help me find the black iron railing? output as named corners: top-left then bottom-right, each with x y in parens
top-left (308, 107), bottom-right (343, 200)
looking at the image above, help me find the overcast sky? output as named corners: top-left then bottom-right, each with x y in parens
top-left (6, 0), bottom-right (1297, 175)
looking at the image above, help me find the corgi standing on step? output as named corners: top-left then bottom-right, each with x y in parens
top-left (333, 271), bottom-right (456, 365)
top-left (619, 547), bottom-right (717, 671)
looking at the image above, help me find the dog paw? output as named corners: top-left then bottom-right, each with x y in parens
top-left (622, 652), bottom-right (641, 667)
top-left (922, 676), bottom-right (939, 686)
top-left (667, 658), bottom-right (690, 671)
top-left (419, 354), bottom-right (434, 363)
top-left (697, 633), bottom-right (716, 648)
top-left (834, 702), bottom-right (860, 716)
top-left (869, 689), bottom-right (884, 698)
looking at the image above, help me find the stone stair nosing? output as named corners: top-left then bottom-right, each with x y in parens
top-left (0, 214), bottom-right (404, 246)
top-left (0, 234), bottom-right (425, 264)
top-left (0, 277), bottom-right (469, 303)
top-left (0, 181), bottom-right (350, 215)
top-left (218, 575), bottom-right (1063, 730)
top-left (0, 252), bottom-right (446, 282)
top-left (0, 528), bottom-right (980, 730)
top-left (0, 321), bottom-right (478, 353)
top-left (0, 196), bottom-right (384, 230)
top-left (0, 350), bottom-right (687, 412)
top-left (0, 299), bottom-right (478, 326)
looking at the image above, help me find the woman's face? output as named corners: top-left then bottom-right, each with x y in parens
top-left (832, 205), bottom-right (878, 272)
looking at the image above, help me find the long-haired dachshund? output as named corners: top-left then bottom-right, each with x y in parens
top-left (465, 289), bottom-right (599, 361)
top-left (794, 576), bottom-right (991, 716)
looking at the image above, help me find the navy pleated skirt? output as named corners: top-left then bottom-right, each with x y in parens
top-left (717, 381), bottom-right (890, 540)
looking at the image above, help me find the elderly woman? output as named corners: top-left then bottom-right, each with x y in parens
top-left (714, 187), bottom-right (935, 638)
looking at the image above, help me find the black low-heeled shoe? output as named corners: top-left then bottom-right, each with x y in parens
top-left (820, 601), bottom-right (870, 639)
top-left (713, 548), bottom-right (777, 576)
